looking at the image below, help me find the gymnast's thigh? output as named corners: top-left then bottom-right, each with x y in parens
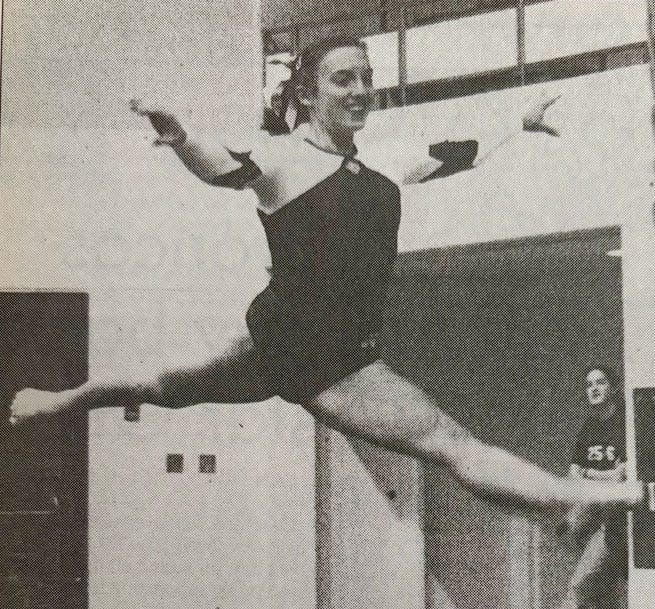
top-left (165, 333), bottom-right (276, 405)
top-left (306, 359), bottom-right (467, 451)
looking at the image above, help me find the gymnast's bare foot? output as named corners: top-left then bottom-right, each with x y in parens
top-left (8, 388), bottom-right (67, 425)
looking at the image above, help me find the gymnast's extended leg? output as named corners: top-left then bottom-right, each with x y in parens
top-left (9, 334), bottom-right (274, 421)
top-left (307, 360), bottom-right (643, 512)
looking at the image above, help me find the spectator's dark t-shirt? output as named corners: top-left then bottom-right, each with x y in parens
top-left (573, 410), bottom-right (626, 471)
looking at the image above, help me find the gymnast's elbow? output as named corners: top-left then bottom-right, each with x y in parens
top-left (184, 165), bottom-right (233, 187)
top-left (178, 157), bottom-right (246, 188)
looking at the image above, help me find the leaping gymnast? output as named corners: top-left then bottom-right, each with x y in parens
top-left (10, 35), bottom-right (655, 519)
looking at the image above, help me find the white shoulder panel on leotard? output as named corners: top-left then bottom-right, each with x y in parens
top-left (247, 126), bottom-right (349, 214)
top-left (357, 139), bottom-right (433, 186)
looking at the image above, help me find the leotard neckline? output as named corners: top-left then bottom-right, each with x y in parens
top-left (302, 137), bottom-right (358, 159)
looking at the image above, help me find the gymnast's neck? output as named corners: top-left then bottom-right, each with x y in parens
top-left (306, 120), bottom-right (356, 156)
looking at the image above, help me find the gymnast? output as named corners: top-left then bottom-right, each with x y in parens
top-left (10, 35), bottom-right (653, 519)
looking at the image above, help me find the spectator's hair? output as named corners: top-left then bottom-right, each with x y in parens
top-left (583, 364), bottom-right (621, 390)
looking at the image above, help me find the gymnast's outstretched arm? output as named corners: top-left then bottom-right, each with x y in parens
top-left (402, 92), bottom-right (561, 184)
top-left (130, 99), bottom-right (254, 186)
top-left (472, 92), bottom-right (561, 168)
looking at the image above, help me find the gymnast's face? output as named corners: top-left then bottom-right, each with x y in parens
top-left (308, 46), bottom-right (374, 134)
top-left (585, 369), bottom-right (612, 407)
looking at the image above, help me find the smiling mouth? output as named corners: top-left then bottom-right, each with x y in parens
top-left (346, 106), bottom-right (369, 118)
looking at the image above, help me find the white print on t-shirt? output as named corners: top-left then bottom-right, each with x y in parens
top-left (587, 444), bottom-right (616, 462)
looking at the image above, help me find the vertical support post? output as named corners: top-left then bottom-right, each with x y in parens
top-left (378, 0), bottom-right (390, 109)
top-left (292, 24), bottom-right (301, 56)
top-left (646, 1), bottom-right (655, 179)
top-left (315, 425), bottom-right (425, 609)
top-left (261, 31), bottom-right (268, 91)
top-left (622, 10), bottom-right (655, 603)
top-left (398, 6), bottom-right (408, 107)
top-left (646, 0), bottom-right (655, 228)
top-left (530, 522), bottom-right (542, 609)
top-left (517, 0), bottom-right (526, 86)
top-left (379, 0), bottom-right (388, 32)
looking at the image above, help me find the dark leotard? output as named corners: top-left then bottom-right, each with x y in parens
top-left (232, 130), bottom-right (401, 403)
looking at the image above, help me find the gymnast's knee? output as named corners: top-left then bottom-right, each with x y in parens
top-left (418, 429), bottom-right (478, 469)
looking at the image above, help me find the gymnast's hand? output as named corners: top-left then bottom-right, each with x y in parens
top-left (8, 388), bottom-right (67, 425)
top-left (130, 99), bottom-right (187, 146)
top-left (522, 93), bottom-right (561, 137)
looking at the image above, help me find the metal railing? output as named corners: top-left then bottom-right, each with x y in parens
top-left (262, 0), bottom-right (648, 108)
top-left (262, 1), bottom-right (549, 103)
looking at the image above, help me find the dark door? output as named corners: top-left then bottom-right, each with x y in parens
top-left (384, 227), bottom-right (624, 609)
top-left (0, 292), bottom-right (89, 609)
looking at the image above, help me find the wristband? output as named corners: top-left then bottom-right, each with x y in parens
top-left (168, 129), bottom-right (187, 147)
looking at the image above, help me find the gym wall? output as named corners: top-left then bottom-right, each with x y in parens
top-left (3, 2), bottom-right (655, 608)
top-left (1, 2), bottom-right (316, 609)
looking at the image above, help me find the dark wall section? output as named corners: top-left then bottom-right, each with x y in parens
top-left (0, 292), bottom-right (89, 609)
top-left (383, 227), bottom-right (623, 609)
top-left (0, 293), bottom-right (88, 405)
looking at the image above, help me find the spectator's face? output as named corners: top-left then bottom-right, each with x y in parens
top-left (309, 46), bottom-right (374, 134)
top-left (585, 369), bottom-right (612, 406)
